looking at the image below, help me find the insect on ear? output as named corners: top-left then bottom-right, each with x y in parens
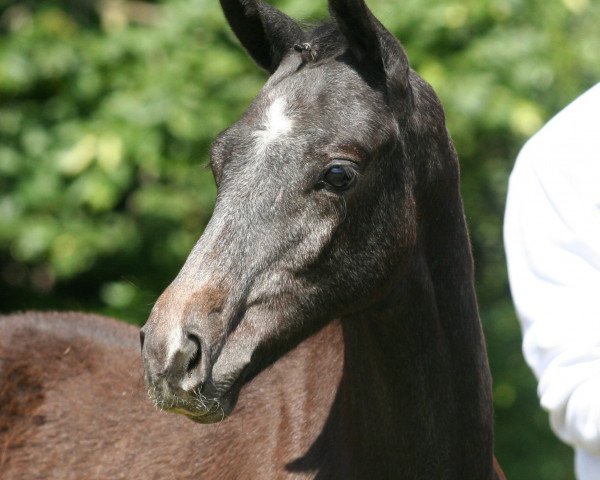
top-left (294, 43), bottom-right (318, 62)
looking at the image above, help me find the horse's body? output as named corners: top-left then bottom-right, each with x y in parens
top-left (1, 0), bottom-right (507, 478)
top-left (0, 312), bottom-right (506, 479)
top-left (0, 312), bottom-right (342, 479)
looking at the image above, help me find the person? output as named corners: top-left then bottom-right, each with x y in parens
top-left (504, 83), bottom-right (600, 479)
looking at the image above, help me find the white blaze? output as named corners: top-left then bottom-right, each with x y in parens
top-left (254, 97), bottom-right (293, 150)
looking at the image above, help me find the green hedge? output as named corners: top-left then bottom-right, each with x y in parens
top-left (1, 0), bottom-right (599, 477)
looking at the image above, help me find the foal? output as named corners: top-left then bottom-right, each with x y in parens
top-left (1, 0), bottom-right (505, 478)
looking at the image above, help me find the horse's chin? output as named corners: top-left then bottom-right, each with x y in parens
top-left (163, 403), bottom-right (229, 424)
top-left (183, 411), bottom-right (228, 424)
top-left (160, 387), bottom-right (240, 424)
top-left (146, 382), bottom-right (234, 424)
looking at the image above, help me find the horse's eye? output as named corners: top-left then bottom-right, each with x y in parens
top-left (322, 165), bottom-right (356, 191)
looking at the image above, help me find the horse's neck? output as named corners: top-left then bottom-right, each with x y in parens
top-left (330, 257), bottom-right (494, 479)
top-left (237, 253), bottom-right (494, 479)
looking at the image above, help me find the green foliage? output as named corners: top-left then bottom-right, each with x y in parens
top-left (1, 0), bottom-right (599, 477)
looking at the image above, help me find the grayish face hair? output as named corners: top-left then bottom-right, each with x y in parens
top-left (141, 0), bottom-right (420, 423)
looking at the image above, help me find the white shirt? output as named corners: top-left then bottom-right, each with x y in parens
top-left (504, 83), bottom-right (600, 480)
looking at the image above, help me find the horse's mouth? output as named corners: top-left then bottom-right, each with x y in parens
top-left (158, 398), bottom-right (230, 424)
top-left (148, 381), bottom-right (239, 424)
top-left (183, 410), bottom-right (227, 424)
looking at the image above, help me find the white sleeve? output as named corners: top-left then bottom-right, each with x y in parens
top-left (504, 84), bottom-right (600, 454)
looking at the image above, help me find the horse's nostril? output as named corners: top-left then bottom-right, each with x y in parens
top-left (186, 333), bottom-right (202, 374)
top-left (139, 329), bottom-right (145, 350)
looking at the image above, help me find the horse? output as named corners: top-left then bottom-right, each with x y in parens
top-left (0, 0), bottom-right (506, 478)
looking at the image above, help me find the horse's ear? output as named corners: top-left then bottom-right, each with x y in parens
top-left (220, 0), bottom-right (304, 73)
top-left (328, 0), bottom-right (412, 112)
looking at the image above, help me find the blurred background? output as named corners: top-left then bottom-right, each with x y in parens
top-left (1, 0), bottom-right (599, 477)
